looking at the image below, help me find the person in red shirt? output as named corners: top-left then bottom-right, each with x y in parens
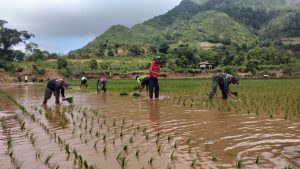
top-left (148, 56), bottom-right (161, 98)
top-left (97, 75), bottom-right (107, 93)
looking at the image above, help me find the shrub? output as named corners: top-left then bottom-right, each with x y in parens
top-left (0, 60), bottom-right (15, 72)
top-left (57, 57), bottom-right (68, 70)
top-left (89, 59), bottom-right (98, 70)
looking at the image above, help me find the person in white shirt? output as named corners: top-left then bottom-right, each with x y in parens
top-left (80, 76), bottom-right (88, 88)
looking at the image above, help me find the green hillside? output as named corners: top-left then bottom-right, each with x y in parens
top-left (70, 0), bottom-right (300, 58)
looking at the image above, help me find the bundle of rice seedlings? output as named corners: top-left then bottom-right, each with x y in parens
top-left (64, 97), bottom-right (73, 103)
top-left (132, 92), bottom-right (140, 97)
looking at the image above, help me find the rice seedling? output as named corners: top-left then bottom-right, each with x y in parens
top-left (20, 122), bottom-right (25, 131)
top-left (116, 152), bottom-right (128, 168)
top-left (173, 141), bottom-right (177, 149)
top-left (95, 131), bottom-right (100, 137)
top-left (235, 159), bottom-right (243, 168)
top-left (35, 150), bottom-right (42, 159)
top-left (187, 137), bottom-right (192, 144)
top-left (83, 160), bottom-right (89, 169)
top-left (93, 141), bottom-right (98, 150)
top-left (145, 133), bottom-right (149, 141)
top-left (135, 148), bottom-right (140, 158)
top-left (129, 136), bottom-right (134, 143)
top-left (45, 153), bottom-right (54, 165)
top-left (283, 164), bottom-right (294, 169)
top-left (170, 150), bottom-right (177, 161)
top-left (167, 135), bottom-right (172, 144)
top-left (78, 155), bottom-right (83, 164)
top-left (73, 149), bottom-right (78, 159)
top-left (191, 159), bottom-right (197, 167)
top-left (120, 131), bottom-right (123, 138)
top-left (156, 131), bottom-right (160, 137)
top-left (157, 145), bottom-right (163, 154)
top-left (155, 137), bottom-right (159, 145)
top-left (113, 138), bottom-right (116, 145)
top-left (13, 160), bottom-right (24, 169)
top-left (166, 163), bottom-right (173, 169)
top-left (212, 155), bottom-right (218, 162)
top-left (123, 144), bottom-right (128, 151)
top-left (255, 155), bottom-right (261, 164)
top-left (65, 144), bottom-right (70, 155)
top-left (149, 156), bottom-right (154, 166)
top-left (103, 144), bottom-right (107, 153)
top-left (7, 137), bottom-right (12, 149)
top-left (204, 143), bottom-right (210, 151)
top-left (113, 119), bottom-right (116, 127)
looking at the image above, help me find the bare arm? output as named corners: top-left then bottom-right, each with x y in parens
top-left (227, 87), bottom-right (237, 100)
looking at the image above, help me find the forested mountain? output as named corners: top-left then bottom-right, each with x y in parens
top-left (69, 0), bottom-right (300, 58)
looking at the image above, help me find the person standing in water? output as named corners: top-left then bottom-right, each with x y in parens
top-left (148, 56), bottom-right (161, 99)
top-left (97, 75), bottom-right (107, 93)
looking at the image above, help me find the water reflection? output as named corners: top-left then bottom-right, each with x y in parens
top-left (147, 100), bottom-right (160, 129)
top-left (43, 105), bottom-right (69, 128)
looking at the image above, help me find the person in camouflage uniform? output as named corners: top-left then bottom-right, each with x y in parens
top-left (209, 73), bottom-right (239, 100)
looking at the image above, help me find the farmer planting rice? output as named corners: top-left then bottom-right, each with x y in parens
top-left (80, 76), bottom-right (88, 88)
top-left (209, 73), bottom-right (239, 100)
top-left (97, 75), bottom-right (107, 93)
top-left (43, 79), bottom-right (69, 105)
top-left (148, 56), bottom-right (161, 99)
top-left (135, 75), bottom-right (150, 94)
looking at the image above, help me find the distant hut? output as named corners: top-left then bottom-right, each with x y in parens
top-left (199, 61), bottom-right (213, 69)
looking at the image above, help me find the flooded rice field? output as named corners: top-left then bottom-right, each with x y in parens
top-left (1, 83), bottom-right (300, 169)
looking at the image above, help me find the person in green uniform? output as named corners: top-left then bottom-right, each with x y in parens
top-left (209, 73), bottom-right (239, 100)
top-left (135, 75), bottom-right (150, 93)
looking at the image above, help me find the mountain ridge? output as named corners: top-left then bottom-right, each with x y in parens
top-left (69, 0), bottom-right (300, 57)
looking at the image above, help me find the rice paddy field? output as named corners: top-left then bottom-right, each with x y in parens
top-left (0, 79), bottom-right (300, 169)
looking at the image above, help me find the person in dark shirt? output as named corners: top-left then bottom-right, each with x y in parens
top-left (97, 75), bottom-right (107, 93)
top-left (43, 79), bottom-right (69, 105)
top-left (209, 73), bottom-right (239, 100)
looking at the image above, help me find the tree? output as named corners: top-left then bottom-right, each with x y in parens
top-left (25, 42), bottom-right (38, 54)
top-left (0, 20), bottom-right (34, 60)
top-left (89, 59), bottom-right (98, 70)
top-left (158, 42), bottom-right (169, 54)
top-left (129, 45), bottom-right (144, 56)
top-left (57, 57), bottom-right (68, 70)
top-left (246, 59), bottom-right (259, 75)
top-left (172, 44), bottom-right (199, 68)
top-left (13, 50), bottom-right (25, 61)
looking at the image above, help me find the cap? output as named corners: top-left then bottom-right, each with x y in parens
top-left (155, 56), bottom-right (161, 60)
top-left (63, 81), bottom-right (70, 88)
top-left (232, 76), bottom-right (239, 84)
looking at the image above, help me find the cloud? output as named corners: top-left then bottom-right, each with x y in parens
top-left (0, 0), bottom-right (182, 52)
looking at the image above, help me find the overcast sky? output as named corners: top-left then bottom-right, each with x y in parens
top-left (0, 0), bottom-right (182, 53)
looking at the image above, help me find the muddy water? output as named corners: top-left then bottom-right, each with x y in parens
top-left (0, 83), bottom-right (300, 169)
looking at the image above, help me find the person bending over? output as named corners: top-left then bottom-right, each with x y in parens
top-left (43, 79), bottom-right (69, 105)
top-left (209, 73), bottom-right (239, 100)
top-left (135, 75), bottom-right (150, 93)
